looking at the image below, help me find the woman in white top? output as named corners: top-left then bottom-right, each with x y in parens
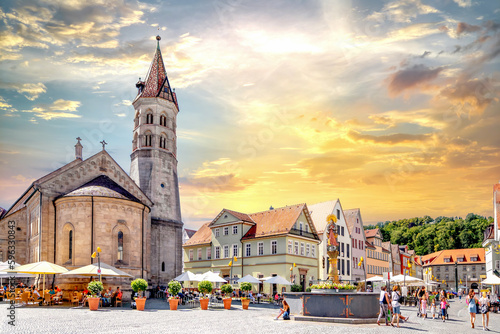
top-left (478, 291), bottom-right (490, 331)
top-left (391, 285), bottom-right (402, 327)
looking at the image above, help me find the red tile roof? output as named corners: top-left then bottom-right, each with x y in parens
top-left (183, 222), bottom-right (211, 246)
top-left (365, 228), bottom-right (380, 238)
top-left (365, 240), bottom-right (376, 249)
top-left (423, 248), bottom-right (485, 266)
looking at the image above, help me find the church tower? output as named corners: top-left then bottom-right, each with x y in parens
top-left (130, 36), bottom-right (183, 283)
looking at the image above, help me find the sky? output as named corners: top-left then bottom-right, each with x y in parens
top-left (0, 0), bottom-right (499, 230)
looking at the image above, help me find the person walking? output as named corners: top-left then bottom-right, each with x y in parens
top-left (466, 289), bottom-right (478, 329)
top-left (440, 295), bottom-right (448, 322)
top-left (458, 289), bottom-right (462, 303)
top-left (420, 287), bottom-right (428, 319)
top-left (391, 285), bottom-right (402, 327)
top-left (416, 288), bottom-right (422, 317)
top-left (479, 291), bottom-right (490, 331)
top-left (377, 286), bottom-right (391, 326)
top-left (430, 298), bottom-right (437, 319)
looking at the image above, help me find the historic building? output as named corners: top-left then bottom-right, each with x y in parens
top-left (183, 204), bottom-right (320, 293)
top-left (344, 208), bottom-right (366, 282)
top-left (422, 248), bottom-right (486, 291)
top-left (0, 37), bottom-right (183, 294)
top-left (364, 228), bottom-right (391, 278)
top-left (483, 182), bottom-right (500, 282)
top-left (309, 200), bottom-right (352, 282)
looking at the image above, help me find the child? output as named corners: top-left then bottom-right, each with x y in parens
top-left (440, 296), bottom-right (448, 322)
top-left (430, 298), bottom-right (436, 319)
top-left (421, 296), bottom-right (427, 319)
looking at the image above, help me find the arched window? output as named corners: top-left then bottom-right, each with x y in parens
top-left (160, 114), bottom-right (167, 127)
top-left (159, 134), bottom-right (167, 149)
top-left (69, 230), bottom-right (73, 260)
top-left (144, 132), bottom-right (152, 147)
top-left (134, 112), bottom-right (140, 128)
top-left (146, 113), bottom-right (153, 124)
top-left (117, 231), bottom-right (123, 261)
top-left (162, 262), bottom-right (165, 272)
top-left (133, 132), bottom-right (138, 150)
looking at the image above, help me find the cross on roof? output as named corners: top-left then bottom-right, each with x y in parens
top-left (100, 140), bottom-right (107, 150)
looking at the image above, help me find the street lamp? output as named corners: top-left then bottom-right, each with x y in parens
top-left (454, 260), bottom-right (458, 292)
top-left (289, 262), bottom-right (296, 284)
top-left (91, 246), bottom-right (102, 282)
top-left (229, 256), bottom-right (237, 284)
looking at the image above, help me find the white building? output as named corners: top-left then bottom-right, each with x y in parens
top-left (483, 182), bottom-right (500, 288)
top-left (344, 208), bottom-right (367, 282)
top-left (309, 200), bottom-right (352, 282)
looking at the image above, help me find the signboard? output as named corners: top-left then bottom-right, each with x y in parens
top-left (97, 269), bottom-right (101, 274)
top-left (383, 272), bottom-right (392, 280)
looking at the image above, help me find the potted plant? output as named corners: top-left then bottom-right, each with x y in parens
top-left (87, 280), bottom-right (104, 311)
top-left (167, 280), bottom-right (182, 310)
top-left (221, 283), bottom-right (233, 310)
top-left (198, 280), bottom-right (213, 310)
top-left (240, 282), bottom-right (252, 310)
top-left (131, 278), bottom-right (148, 311)
top-left (291, 284), bottom-right (302, 292)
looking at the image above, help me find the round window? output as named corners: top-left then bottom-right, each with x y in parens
top-left (161, 183), bottom-right (165, 188)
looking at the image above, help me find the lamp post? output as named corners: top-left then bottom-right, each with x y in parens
top-left (454, 260), bottom-right (458, 292)
top-left (289, 263), bottom-right (296, 284)
top-left (91, 246), bottom-right (102, 282)
top-left (229, 256), bottom-right (237, 284)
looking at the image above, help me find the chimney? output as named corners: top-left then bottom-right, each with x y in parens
top-left (75, 137), bottom-right (83, 160)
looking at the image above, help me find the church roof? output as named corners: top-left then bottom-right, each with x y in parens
top-left (62, 175), bottom-right (142, 203)
top-left (134, 36), bottom-right (178, 108)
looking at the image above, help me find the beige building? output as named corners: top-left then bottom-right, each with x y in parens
top-left (365, 228), bottom-right (391, 278)
top-left (0, 37), bottom-right (183, 296)
top-left (183, 204), bottom-right (320, 294)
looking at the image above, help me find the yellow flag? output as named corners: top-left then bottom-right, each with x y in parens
top-left (234, 256), bottom-right (237, 262)
top-left (293, 263), bottom-right (296, 267)
top-left (97, 247), bottom-right (101, 253)
top-left (91, 252), bottom-right (96, 258)
top-left (228, 261), bottom-right (232, 267)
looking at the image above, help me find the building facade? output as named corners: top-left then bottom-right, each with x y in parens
top-left (344, 208), bottom-right (367, 282)
top-left (483, 182), bottom-right (500, 282)
top-left (309, 200), bottom-right (352, 282)
top-left (365, 228), bottom-right (391, 278)
top-left (183, 204), bottom-right (320, 293)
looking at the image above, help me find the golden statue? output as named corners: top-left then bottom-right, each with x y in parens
top-left (326, 214), bottom-right (340, 283)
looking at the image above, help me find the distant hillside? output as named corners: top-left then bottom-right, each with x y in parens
top-left (364, 214), bottom-right (492, 256)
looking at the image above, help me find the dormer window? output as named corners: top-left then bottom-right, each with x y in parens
top-left (457, 256), bottom-right (464, 262)
top-left (443, 257), bottom-right (451, 263)
top-left (470, 255), bottom-right (478, 262)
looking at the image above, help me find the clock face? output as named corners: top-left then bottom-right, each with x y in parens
top-left (328, 245), bottom-right (337, 252)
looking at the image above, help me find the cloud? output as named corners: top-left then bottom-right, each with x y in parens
top-left (367, 0), bottom-right (439, 24)
top-left (347, 130), bottom-right (433, 145)
top-left (22, 99), bottom-right (81, 120)
top-left (0, 96), bottom-right (13, 110)
top-left (438, 75), bottom-right (496, 113)
top-left (180, 173), bottom-right (255, 193)
top-left (387, 64), bottom-right (443, 96)
top-left (453, 0), bottom-right (472, 8)
top-left (12, 83), bottom-right (47, 100)
top-left (456, 22), bottom-right (481, 35)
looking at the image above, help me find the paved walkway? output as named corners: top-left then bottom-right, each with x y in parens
top-left (2, 298), bottom-right (499, 333)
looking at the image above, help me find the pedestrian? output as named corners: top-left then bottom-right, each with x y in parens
top-left (466, 289), bottom-right (478, 329)
top-left (430, 298), bottom-right (437, 319)
top-left (458, 289), bottom-right (462, 302)
top-left (420, 287), bottom-right (428, 319)
top-left (275, 299), bottom-right (290, 320)
top-left (440, 295), bottom-right (448, 322)
top-left (478, 291), bottom-right (490, 331)
top-left (377, 286), bottom-right (391, 326)
top-left (391, 285), bottom-right (402, 328)
top-left (415, 288), bottom-right (421, 317)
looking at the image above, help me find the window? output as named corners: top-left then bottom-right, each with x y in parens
top-left (271, 241), bottom-right (278, 255)
top-left (68, 230), bottom-right (73, 260)
top-left (215, 246), bottom-right (220, 259)
top-left (341, 259), bottom-right (345, 275)
top-left (445, 267), bottom-right (449, 271)
top-left (311, 245), bottom-right (315, 257)
top-left (341, 243), bottom-right (344, 256)
top-left (352, 238), bottom-right (356, 249)
top-left (258, 242), bottom-right (264, 256)
top-left (160, 114), bottom-right (167, 127)
top-left (189, 249), bottom-right (193, 261)
top-left (146, 113), bottom-right (153, 124)
top-left (359, 240), bottom-right (362, 249)
top-left (288, 240), bottom-right (292, 254)
top-left (223, 227), bottom-right (229, 236)
top-left (224, 245), bottom-right (229, 258)
top-left (437, 267), bottom-right (440, 272)
top-left (445, 274), bottom-right (449, 280)
top-left (444, 257), bottom-right (450, 263)
top-left (233, 244), bottom-right (238, 257)
top-left (299, 222), bottom-right (303, 233)
top-left (305, 225), bottom-right (309, 233)
top-left (336, 209), bottom-right (340, 220)
top-left (144, 133), bottom-right (152, 147)
top-left (347, 260), bottom-right (350, 275)
top-left (341, 226), bottom-right (344, 236)
top-left (300, 243), bottom-right (305, 256)
top-left (117, 231), bottom-right (123, 261)
top-left (159, 135), bottom-right (167, 149)
top-left (233, 225), bottom-right (238, 234)
top-left (198, 248), bottom-right (202, 260)
top-left (162, 262), bottom-right (165, 272)
top-left (215, 228), bottom-right (220, 237)
top-left (347, 244), bottom-right (350, 258)
top-left (306, 244), bottom-right (310, 257)
top-left (294, 241), bottom-right (299, 255)
top-left (246, 244), bottom-right (251, 257)
top-left (207, 247), bottom-right (212, 260)
top-left (472, 266), bottom-right (476, 271)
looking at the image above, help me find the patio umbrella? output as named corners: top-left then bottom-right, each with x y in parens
top-left (9, 261), bottom-right (68, 294)
top-left (174, 271), bottom-right (201, 282)
top-left (481, 275), bottom-right (500, 285)
top-left (237, 275), bottom-right (261, 284)
top-left (61, 262), bottom-right (132, 277)
top-left (366, 276), bottom-right (384, 282)
top-left (391, 274), bottom-right (424, 284)
top-left (264, 275), bottom-right (292, 285)
top-left (0, 262), bottom-right (36, 285)
top-left (197, 271), bottom-right (227, 283)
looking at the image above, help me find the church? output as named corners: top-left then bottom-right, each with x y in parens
top-left (0, 36), bottom-right (183, 294)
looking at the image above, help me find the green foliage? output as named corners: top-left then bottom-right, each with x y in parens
top-left (87, 280), bottom-right (104, 297)
top-left (221, 284), bottom-right (233, 297)
top-left (291, 284), bottom-right (302, 292)
top-left (310, 282), bottom-right (356, 290)
top-left (131, 278), bottom-right (148, 297)
top-left (240, 282), bottom-right (252, 293)
top-left (364, 214), bottom-right (492, 255)
top-left (198, 280), bottom-right (213, 297)
top-left (168, 280), bottom-right (182, 298)
top-left (305, 287), bottom-right (312, 292)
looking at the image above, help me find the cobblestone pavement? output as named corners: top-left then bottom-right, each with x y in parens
top-left (2, 298), bottom-right (499, 334)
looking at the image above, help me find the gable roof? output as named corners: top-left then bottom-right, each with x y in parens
top-left (365, 240), bottom-right (376, 249)
top-left (184, 229), bottom-right (197, 239)
top-left (343, 208), bottom-right (359, 234)
top-left (391, 244), bottom-right (401, 263)
top-left (309, 200), bottom-right (338, 233)
top-left (184, 223), bottom-right (211, 246)
top-left (243, 203), bottom-right (317, 240)
top-left (61, 175), bottom-right (142, 203)
top-left (208, 208), bottom-right (255, 227)
top-left (365, 228), bottom-right (380, 238)
top-left (423, 248), bottom-right (485, 266)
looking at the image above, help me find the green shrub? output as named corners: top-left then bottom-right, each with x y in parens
top-left (168, 280), bottom-right (182, 298)
top-left (305, 287), bottom-right (312, 292)
top-left (87, 280), bottom-right (104, 297)
top-left (198, 280), bottom-right (213, 297)
top-left (221, 284), bottom-right (233, 297)
top-left (291, 284), bottom-right (302, 292)
top-left (131, 278), bottom-right (148, 297)
top-left (240, 282), bottom-right (252, 296)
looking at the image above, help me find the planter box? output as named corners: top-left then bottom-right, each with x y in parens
top-left (88, 297), bottom-right (100, 311)
top-left (169, 298), bottom-right (179, 310)
top-left (136, 297), bottom-right (146, 311)
top-left (311, 289), bottom-right (356, 294)
top-left (223, 298), bottom-right (232, 310)
top-left (200, 298), bottom-right (209, 310)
